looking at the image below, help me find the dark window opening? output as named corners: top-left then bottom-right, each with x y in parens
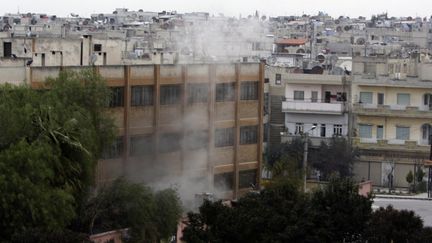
top-left (159, 133), bottom-right (181, 153)
top-left (130, 134), bottom-right (154, 156)
top-left (320, 124), bottom-right (326, 137)
top-left (216, 83), bottom-right (235, 102)
top-left (215, 127), bottom-right (234, 147)
top-left (185, 130), bottom-right (208, 150)
top-left (214, 172), bottom-right (234, 191)
top-left (94, 44), bottom-right (102, 52)
top-left (240, 81), bottom-right (258, 100)
top-left (109, 87), bottom-right (124, 107)
top-left (239, 169), bottom-right (257, 188)
top-left (3, 42), bottom-right (11, 57)
top-left (240, 125), bottom-right (258, 144)
top-left (188, 83), bottom-right (208, 103)
top-left (131, 85), bottom-right (154, 106)
top-left (101, 137), bottom-right (124, 159)
top-left (160, 85), bottom-right (181, 105)
top-left (275, 73), bottom-right (282, 85)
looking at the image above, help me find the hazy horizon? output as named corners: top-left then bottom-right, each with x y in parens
top-left (3, 0), bottom-right (432, 19)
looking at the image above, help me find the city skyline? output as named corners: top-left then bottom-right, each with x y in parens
top-left (3, 0), bottom-right (432, 19)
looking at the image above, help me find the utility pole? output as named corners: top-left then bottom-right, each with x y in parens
top-left (303, 125), bottom-right (316, 192)
top-left (303, 133), bottom-right (309, 192)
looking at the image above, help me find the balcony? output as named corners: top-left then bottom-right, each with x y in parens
top-left (282, 99), bottom-right (344, 115)
top-left (353, 103), bottom-right (432, 118)
top-left (280, 134), bottom-right (334, 147)
top-left (353, 138), bottom-right (430, 153)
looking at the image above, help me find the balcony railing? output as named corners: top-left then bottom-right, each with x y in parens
top-left (353, 137), bottom-right (430, 152)
top-left (353, 103), bottom-right (432, 118)
top-left (282, 98), bottom-right (344, 114)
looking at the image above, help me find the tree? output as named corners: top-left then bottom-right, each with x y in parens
top-left (265, 137), bottom-right (305, 184)
top-left (0, 70), bottom-right (183, 242)
top-left (406, 170), bottom-right (414, 184)
top-left (81, 178), bottom-right (182, 243)
top-left (366, 205), bottom-right (425, 243)
top-left (0, 70), bottom-right (115, 241)
top-left (309, 137), bottom-right (358, 180)
top-left (309, 177), bottom-right (373, 242)
top-left (406, 170), bottom-right (414, 192)
top-left (182, 178), bottom-right (373, 243)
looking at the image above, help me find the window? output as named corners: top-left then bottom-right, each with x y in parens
top-left (295, 123), bottom-right (304, 135)
top-left (101, 137), bottom-right (124, 159)
top-left (240, 81), bottom-right (258, 100)
top-left (311, 91), bottom-right (318, 102)
top-left (130, 134), bottom-right (154, 156)
top-left (377, 125), bottom-right (384, 139)
top-left (396, 126), bottom-right (410, 140)
top-left (188, 83), bottom-right (208, 103)
top-left (294, 91), bottom-right (304, 101)
top-left (109, 87), bottom-right (124, 107)
top-left (160, 85), bottom-right (181, 105)
top-left (320, 124), bottom-right (326, 137)
top-left (216, 83), bottom-right (235, 102)
top-left (3, 42), bottom-right (11, 57)
top-left (215, 127), bottom-right (234, 147)
top-left (240, 125), bottom-right (258, 144)
top-left (159, 133), bottom-right (181, 153)
top-left (333, 124), bottom-right (343, 136)
top-left (131, 85), bottom-right (153, 106)
top-left (359, 124), bottom-right (372, 138)
top-left (378, 93), bottom-right (384, 105)
top-left (93, 44), bottom-right (102, 52)
top-left (359, 92), bottom-right (373, 104)
top-left (239, 169), bottom-right (257, 189)
top-left (214, 172), bottom-right (234, 191)
top-left (397, 93), bottom-right (410, 105)
top-left (275, 73), bottom-right (282, 85)
top-left (185, 130), bottom-right (208, 150)
top-left (41, 53), bottom-right (45, 67)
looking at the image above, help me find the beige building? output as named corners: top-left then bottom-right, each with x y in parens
top-left (20, 62), bottom-right (265, 200)
top-left (352, 54), bottom-right (432, 188)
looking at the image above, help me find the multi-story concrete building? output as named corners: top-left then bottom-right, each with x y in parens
top-left (266, 64), bottom-right (350, 148)
top-left (3, 61), bottom-right (264, 200)
top-left (352, 54), bottom-right (432, 188)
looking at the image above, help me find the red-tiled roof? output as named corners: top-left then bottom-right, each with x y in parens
top-left (275, 38), bottom-right (308, 46)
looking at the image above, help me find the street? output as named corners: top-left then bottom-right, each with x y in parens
top-left (373, 198), bottom-right (432, 226)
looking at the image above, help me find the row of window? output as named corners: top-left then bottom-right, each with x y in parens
top-left (294, 123), bottom-right (343, 137)
top-left (102, 126), bottom-right (259, 159)
top-left (293, 90), bottom-right (347, 102)
top-left (110, 81), bottom-right (259, 107)
top-left (359, 92), bottom-right (411, 105)
top-left (358, 124), bottom-right (409, 140)
top-left (214, 169), bottom-right (257, 191)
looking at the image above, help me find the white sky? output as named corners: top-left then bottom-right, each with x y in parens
top-left (4, 0), bottom-right (432, 19)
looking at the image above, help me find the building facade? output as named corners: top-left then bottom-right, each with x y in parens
top-left (352, 55), bottom-right (432, 188)
top-left (26, 62), bottom-right (264, 200)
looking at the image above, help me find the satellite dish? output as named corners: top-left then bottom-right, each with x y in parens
top-left (356, 38), bottom-right (366, 45)
top-left (316, 54), bottom-right (326, 63)
top-left (266, 56), bottom-right (276, 65)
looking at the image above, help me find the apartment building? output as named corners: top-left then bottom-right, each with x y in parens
top-left (23, 62), bottom-right (265, 200)
top-left (352, 54), bottom-right (432, 188)
top-left (266, 65), bottom-right (350, 148)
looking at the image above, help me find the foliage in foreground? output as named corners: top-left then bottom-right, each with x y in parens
top-left (182, 177), bottom-right (432, 243)
top-left (0, 70), bottom-right (182, 242)
top-left (267, 137), bottom-right (357, 182)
